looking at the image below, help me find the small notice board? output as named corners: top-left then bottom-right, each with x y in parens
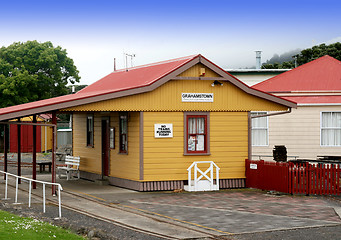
top-left (154, 124), bottom-right (173, 138)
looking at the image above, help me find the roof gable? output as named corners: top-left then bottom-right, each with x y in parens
top-left (0, 54), bottom-right (296, 121)
top-left (253, 55), bottom-right (341, 92)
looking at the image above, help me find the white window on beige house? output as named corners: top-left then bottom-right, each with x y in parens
top-left (251, 112), bottom-right (268, 146)
top-left (321, 112), bottom-right (341, 146)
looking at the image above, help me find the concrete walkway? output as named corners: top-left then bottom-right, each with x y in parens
top-left (1, 174), bottom-right (341, 239)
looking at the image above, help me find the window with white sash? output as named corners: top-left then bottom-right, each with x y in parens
top-left (251, 112), bottom-right (268, 146)
top-left (321, 112), bottom-right (341, 146)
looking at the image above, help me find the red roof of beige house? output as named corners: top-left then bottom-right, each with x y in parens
top-left (253, 55), bottom-right (341, 104)
top-left (253, 55), bottom-right (341, 92)
top-left (0, 54), bottom-right (296, 121)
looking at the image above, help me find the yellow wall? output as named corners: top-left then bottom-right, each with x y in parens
top-left (72, 112), bottom-right (140, 180)
top-left (178, 63), bottom-right (221, 78)
top-left (69, 63), bottom-right (289, 183)
top-left (63, 80), bottom-right (287, 112)
top-left (143, 111), bottom-right (248, 181)
top-left (110, 112), bottom-right (140, 180)
top-left (41, 126), bottom-right (53, 152)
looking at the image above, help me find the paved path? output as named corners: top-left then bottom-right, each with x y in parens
top-left (58, 178), bottom-right (341, 236)
top-left (1, 175), bottom-right (341, 239)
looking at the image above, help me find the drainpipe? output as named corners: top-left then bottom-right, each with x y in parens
top-left (251, 108), bottom-right (292, 119)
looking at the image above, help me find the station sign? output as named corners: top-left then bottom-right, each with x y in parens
top-left (181, 93), bottom-right (214, 102)
top-left (154, 124), bottom-right (173, 138)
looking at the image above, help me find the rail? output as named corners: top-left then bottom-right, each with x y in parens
top-left (0, 170), bottom-right (63, 218)
top-left (185, 161), bottom-right (220, 191)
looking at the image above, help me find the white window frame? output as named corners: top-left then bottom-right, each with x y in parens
top-left (251, 112), bottom-right (269, 147)
top-left (320, 111), bottom-right (341, 147)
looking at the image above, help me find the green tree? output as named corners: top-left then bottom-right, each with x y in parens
top-left (0, 40), bottom-right (80, 108)
top-left (262, 42), bottom-right (341, 69)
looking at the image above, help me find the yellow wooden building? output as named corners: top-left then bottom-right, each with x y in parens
top-left (0, 55), bottom-right (296, 191)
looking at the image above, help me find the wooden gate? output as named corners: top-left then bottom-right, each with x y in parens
top-left (246, 159), bottom-right (341, 195)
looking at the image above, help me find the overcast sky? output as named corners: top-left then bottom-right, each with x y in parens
top-left (1, 0), bottom-right (340, 85)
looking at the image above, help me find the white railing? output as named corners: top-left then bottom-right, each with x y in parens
top-left (0, 170), bottom-right (63, 218)
top-left (185, 161), bottom-right (220, 192)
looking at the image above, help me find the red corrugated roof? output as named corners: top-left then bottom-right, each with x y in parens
top-left (0, 55), bottom-right (198, 117)
top-left (253, 55), bottom-right (341, 92)
top-left (78, 55), bottom-right (198, 94)
top-left (281, 95), bottom-right (341, 104)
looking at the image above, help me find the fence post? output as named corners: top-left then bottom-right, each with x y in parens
top-left (306, 162), bottom-right (310, 196)
top-left (288, 162), bottom-right (292, 194)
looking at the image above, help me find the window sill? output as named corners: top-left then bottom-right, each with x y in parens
top-left (118, 152), bottom-right (128, 155)
top-left (184, 152), bottom-right (211, 156)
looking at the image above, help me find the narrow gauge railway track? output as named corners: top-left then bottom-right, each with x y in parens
top-left (2, 182), bottom-right (228, 240)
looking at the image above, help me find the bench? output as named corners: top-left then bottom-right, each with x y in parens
top-left (57, 156), bottom-right (80, 180)
top-left (36, 160), bottom-right (52, 173)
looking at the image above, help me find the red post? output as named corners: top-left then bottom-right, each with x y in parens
top-left (288, 162), bottom-right (292, 194)
top-left (306, 162), bottom-right (310, 196)
top-left (32, 115), bottom-right (37, 189)
top-left (4, 125), bottom-right (8, 179)
top-left (17, 118), bottom-right (21, 184)
top-left (322, 164), bottom-right (325, 195)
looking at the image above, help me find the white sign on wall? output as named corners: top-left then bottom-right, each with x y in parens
top-left (182, 93), bottom-right (214, 102)
top-left (154, 124), bottom-right (173, 138)
top-left (250, 164), bottom-right (258, 170)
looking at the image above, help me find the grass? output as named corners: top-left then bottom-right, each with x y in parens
top-left (0, 210), bottom-right (84, 239)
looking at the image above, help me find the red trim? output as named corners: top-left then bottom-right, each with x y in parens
top-left (186, 115), bottom-right (207, 154)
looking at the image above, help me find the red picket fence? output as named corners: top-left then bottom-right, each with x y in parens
top-left (245, 159), bottom-right (341, 195)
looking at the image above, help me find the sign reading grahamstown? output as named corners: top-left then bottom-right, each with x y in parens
top-left (154, 124), bottom-right (173, 138)
top-left (181, 93), bottom-right (214, 102)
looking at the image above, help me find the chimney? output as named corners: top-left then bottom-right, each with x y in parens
top-left (255, 51), bottom-right (262, 69)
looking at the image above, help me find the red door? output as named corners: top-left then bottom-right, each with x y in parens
top-left (101, 119), bottom-right (110, 176)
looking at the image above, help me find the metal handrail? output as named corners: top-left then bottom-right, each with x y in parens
top-left (0, 170), bottom-right (63, 218)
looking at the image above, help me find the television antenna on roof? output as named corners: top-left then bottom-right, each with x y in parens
top-left (124, 53), bottom-right (136, 71)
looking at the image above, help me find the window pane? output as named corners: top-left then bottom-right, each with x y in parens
top-left (196, 135), bottom-right (205, 151)
top-left (321, 112), bottom-right (341, 146)
top-left (188, 135), bottom-right (196, 151)
top-left (189, 118), bottom-right (196, 134)
top-left (252, 129), bottom-right (267, 146)
top-left (322, 112), bottom-right (332, 128)
top-left (197, 118), bottom-right (205, 134)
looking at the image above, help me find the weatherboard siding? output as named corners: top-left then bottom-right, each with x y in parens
top-left (177, 63), bottom-right (221, 78)
top-left (252, 106), bottom-right (341, 160)
top-left (72, 112), bottom-right (140, 180)
top-left (109, 111), bottom-right (140, 181)
top-left (73, 112), bottom-right (102, 174)
top-left (64, 79), bottom-right (288, 112)
top-left (142, 111), bottom-right (248, 181)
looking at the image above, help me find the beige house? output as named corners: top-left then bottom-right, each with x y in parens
top-left (252, 55), bottom-right (341, 160)
top-left (227, 69), bottom-right (289, 86)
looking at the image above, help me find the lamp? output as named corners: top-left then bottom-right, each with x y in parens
top-left (211, 80), bottom-right (223, 87)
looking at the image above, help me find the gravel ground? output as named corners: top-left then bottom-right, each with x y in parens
top-left (0, 202), bottom-right (166, 240)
